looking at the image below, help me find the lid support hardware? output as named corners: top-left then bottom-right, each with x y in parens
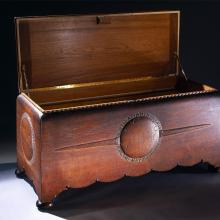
top-left (21, 64), bottom-right (30, 96)
top-left (96, 16), bottom-right (112, 24)
top-left (18, 70), bottom-right (23, 94)
top-left (173, 52), bottom-right (188, 81)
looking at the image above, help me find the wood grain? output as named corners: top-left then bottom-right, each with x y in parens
top-left (16, 94), bottom-right (43, 201)
top-left (15, 11), bottom-right (220, 206)
top-left (16, 12), bottom-right (179, 90)
top-left (38, 92), bottom-right (220, 202)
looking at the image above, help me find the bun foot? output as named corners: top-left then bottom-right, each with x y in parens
top-left (36, 200), bottom-right (54, 210)
top-left (15, 168), bottom-right (26, 179)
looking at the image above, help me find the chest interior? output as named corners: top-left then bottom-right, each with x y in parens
top-left (15, 11), bottom-right (215, 112)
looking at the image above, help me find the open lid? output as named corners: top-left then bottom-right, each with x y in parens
top-left (15, 11), bottom-right (180, 92)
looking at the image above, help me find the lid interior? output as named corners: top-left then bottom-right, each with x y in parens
top-left (16, 11), bottom-right (180, 92)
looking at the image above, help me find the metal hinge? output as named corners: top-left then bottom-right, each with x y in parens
top-left (173, 52), bottom-right (188, 81)
top-left (20, 64), bottom-right (30, 96)
top-left (96, 16), bottom-right (112, 24)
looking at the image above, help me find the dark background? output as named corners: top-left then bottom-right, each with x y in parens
top-left (1, 0), bottom-right (220, 141)
top-left (1, 1), bottom-right (220, 219)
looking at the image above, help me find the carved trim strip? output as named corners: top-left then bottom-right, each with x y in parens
top-left (55, 114), bottom-right (212, 164)
top-left (161, 124), bottom-right (211, 136)
top-left (56, 123), bottom-right (211, 152)
top-left (55, 123), bottom-right (211, 149)
top-left (56, 138), bottom-right (117, 152)
top-left (44, 90), bottom-right (217, 113)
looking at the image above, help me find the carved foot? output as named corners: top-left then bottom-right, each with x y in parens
top-left (15, 168), bottom-right (26, 179)
top-left (36, 200), bottom-right (54, 210)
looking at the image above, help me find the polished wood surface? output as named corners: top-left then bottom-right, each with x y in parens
top-left (37, 80), bottom-right (214, 111)
top-left (17, 91), bottom-right (220, 204)
top-left (29, 75), bottom-right (177, 108)
top-left (15, 11), bottom-right (220, 207)
top-left (120, 116), bottom-right (161, 158)
top-left (16, 94), bottom-right (43, 201)
top-left (16, 12), bottom-right (179, 90)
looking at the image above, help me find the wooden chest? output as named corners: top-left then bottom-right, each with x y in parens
top-left (15, 11), bottom-right (220, 208)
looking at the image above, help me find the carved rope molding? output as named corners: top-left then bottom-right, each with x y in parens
top-left (45, 90), bottom-right (216, 113)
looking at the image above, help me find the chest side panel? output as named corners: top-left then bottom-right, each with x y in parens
top-left (16, 94), bottom-right (43, 199)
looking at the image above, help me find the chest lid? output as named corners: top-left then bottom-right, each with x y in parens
top-left (16, 11), bottom-right (180, 93)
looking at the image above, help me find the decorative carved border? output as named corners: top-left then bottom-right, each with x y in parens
top-left (20, 112), bottom-right (36, 165)
top-left (117, 112), bottom-right (162, 163)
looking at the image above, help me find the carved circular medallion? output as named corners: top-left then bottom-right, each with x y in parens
top-left (20, 112), bottom-right (36, 164)
top-left (119, 113), bottom-right (161, 162)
